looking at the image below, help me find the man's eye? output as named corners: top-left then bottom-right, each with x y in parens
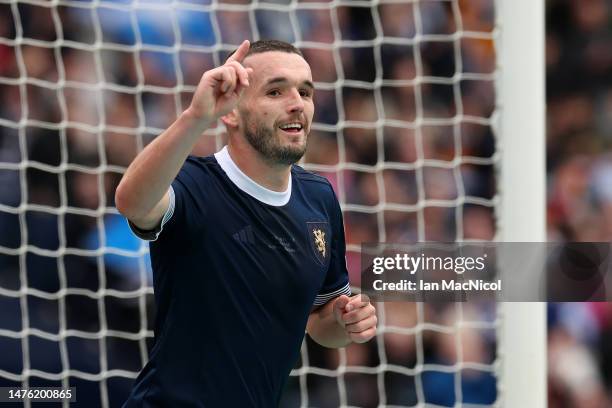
top-left (300, 89), bottom-right (312, 97)
top-left (267, 90), bottom-right (280, 96)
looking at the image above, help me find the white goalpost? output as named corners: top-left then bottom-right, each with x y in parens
top-left (497, 0), bottom-right (546, 407)
top-left (0, 0), bottom-right (546, 407)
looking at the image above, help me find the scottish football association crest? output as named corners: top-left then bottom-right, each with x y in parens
top-left (307, 222), bottom-right (330, 265)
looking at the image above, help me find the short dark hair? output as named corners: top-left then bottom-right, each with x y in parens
top-left (226, 39), bottom-right (303, 61)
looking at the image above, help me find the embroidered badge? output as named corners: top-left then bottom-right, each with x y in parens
top-left (307, 222), bottom-right (330, 265)
top-left (313, 228), bottom-right (326, 258)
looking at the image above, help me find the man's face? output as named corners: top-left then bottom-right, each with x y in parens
top-left (237, 51), bottom-right (315, 166)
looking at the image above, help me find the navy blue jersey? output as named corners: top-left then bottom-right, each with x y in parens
top-left (123, 147), bottom-right (350, 407)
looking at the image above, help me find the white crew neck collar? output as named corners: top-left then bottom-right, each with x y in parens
top-left (214, 146), bottom-right (292, 207)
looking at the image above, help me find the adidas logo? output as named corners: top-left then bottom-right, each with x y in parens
top-left (232, 225), bottom-right (255, 245)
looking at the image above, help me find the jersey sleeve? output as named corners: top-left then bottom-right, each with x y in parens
top-left (313, 186), bottom-right (351, 306)
top-left (127, 158), bottom-right (201, 242)
top-left (127, 184), bottom-right (179, 241)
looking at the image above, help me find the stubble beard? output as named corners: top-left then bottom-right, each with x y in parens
top-left (242, 111), bottom-right (308, 166)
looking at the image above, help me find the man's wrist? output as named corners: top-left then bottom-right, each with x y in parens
top-left (182, 106), bottom-right (214, 130)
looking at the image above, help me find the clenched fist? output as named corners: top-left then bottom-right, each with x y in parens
top-left (333, 294), bottom-right (377, 344)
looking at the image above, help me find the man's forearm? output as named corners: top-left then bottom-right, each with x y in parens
top-left (115, 108), bottom-right (211, 220)
top-left (306, 300), bottom-right (351, 348)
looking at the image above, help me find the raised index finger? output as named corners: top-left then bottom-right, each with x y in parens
top-left (227, 40), bottom-right (250, 63)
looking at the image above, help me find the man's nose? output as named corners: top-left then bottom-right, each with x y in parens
top-left (287, 89), bottom-right (304, 113)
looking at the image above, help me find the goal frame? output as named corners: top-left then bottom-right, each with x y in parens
top-left (497, 0), bottom-right (546, 407)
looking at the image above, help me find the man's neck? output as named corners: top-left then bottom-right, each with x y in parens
top-left (226, 139), bottom-right (291, 192)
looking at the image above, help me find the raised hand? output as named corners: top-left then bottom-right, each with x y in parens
top-left (187, 40), bottom-right (254, 122)
top-left (333, 294), bottom-right (377, 344)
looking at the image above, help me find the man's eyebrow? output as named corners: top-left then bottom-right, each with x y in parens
top-left (265, 77), bottom-right (315, 90)
top-left (303, 80), bottom-right (315, 90)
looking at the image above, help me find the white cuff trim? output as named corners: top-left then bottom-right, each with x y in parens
top-left (157, 186), bottom-right (176, 238)
top-left (128, 186), bottom-right (175, 241)
top-left (313, 282), bottom-right (351, 306)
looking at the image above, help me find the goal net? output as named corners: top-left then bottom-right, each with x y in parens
top-left (0, 0), bottom-right (545, 407)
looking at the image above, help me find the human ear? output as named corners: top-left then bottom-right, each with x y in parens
top-left (221, 109), bottom-right (239, 129)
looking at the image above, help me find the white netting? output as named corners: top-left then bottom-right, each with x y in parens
top-left (0, 0), bottom-right (503, 407)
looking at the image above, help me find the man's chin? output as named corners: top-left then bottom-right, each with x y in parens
top-left (271, 145), bottom-right (307, 165)
top-left (277, 135), bottom-right (307, 156)
top-left (245, 127), bottom-right (308, 165)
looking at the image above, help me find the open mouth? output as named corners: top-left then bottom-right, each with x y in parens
top-left (279, 123), bottom-right (304, 134)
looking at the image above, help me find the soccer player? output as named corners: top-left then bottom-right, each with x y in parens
top-left (116, 39), bottom-right (377, 407)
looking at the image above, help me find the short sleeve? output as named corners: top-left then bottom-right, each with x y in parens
top-left (313, 186), bottom-right (351, 306)
top-left (126, 157), bottom-right (202, 242)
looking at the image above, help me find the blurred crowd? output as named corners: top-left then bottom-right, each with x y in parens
top-left (0, 0), bottom-right (608, 406)
top-left (546, 0), bottom-right (612, 407)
